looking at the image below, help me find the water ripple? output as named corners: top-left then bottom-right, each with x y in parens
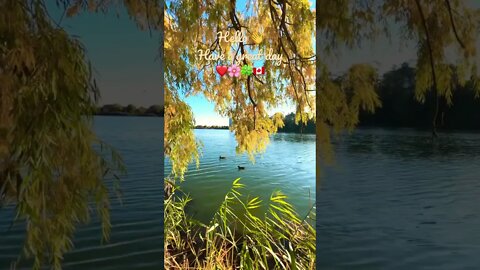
top-left (318, 128), bottom-right (480, 269)
top-left (0, 116), bottom-right (164, 269)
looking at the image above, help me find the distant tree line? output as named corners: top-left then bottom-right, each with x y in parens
top-left (96, 104), bottom-right (164, 117)
top-left (194, 113), bottom-right (315, 134)
top-left (96, 65), bottom-right (480, 131)
top-left (359, 63), bottom-right (480, 130)
top-left (277, 113), bottom-right (315, 134)
top-left (195, 125), bottom-right (229, 129)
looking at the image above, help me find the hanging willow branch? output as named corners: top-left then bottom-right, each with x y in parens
top-left (414, 0), bottom-right (440, 138)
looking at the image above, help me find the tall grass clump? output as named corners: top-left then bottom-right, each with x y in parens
top-left (164, 178), bottom-right (316, 269)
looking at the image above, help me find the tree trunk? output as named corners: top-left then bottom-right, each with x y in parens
top-left (432, 91), bottom-right (440, 138)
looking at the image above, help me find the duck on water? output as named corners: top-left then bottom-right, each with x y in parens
top-left (218, 155), bottom-right (244, 169)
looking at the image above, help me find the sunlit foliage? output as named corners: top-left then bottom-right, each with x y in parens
top-left (164, 85), bottom-right (201, 180)
top-left (164, 0), bottom-right (316, 164)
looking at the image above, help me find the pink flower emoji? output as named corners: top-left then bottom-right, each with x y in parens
top-left (228, 64), bottom-right (240, 77)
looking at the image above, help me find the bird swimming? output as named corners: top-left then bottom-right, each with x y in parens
top-left (219, 155), bottom-right (226, 159)
top-left (237, 165), bottom-right (245, 170)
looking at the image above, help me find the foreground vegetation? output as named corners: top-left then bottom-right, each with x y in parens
top-left (164, 178), bottom-right (315, 269)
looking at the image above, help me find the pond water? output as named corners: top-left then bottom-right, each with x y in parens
top-left (318, 128), bottom-right (480, 269)
top-left (165, 129), bottom-right (316, 224)
top-left (0, 119), bottom-right (316, 269)
top-left (0, 116), bottom-right (164, 269)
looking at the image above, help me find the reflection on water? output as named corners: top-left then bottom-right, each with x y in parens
top-left (0, 116), bottom-right (164, 269)
top-left (318, 128), bottom-right (480, 269)
top-left (342, 128), bottom-right (480, 159)
top-left (165, 129), bottom-right (316, 224)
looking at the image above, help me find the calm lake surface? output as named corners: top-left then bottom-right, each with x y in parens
top-left (165, 129), bottom-right (316, 224)
top-left (0, 116), bottom-right (164, 269)
top-left (318, 128), bottom-right (480, 269)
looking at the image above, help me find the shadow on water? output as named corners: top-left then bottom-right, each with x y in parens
top-left (341, 128), bottom-right (480, 160)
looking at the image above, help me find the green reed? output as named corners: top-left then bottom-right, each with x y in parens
top-left (164, 178), bottom-right (316, 269)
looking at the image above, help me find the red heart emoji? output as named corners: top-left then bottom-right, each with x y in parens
top-left (216, 65), bottom-right (228, 76)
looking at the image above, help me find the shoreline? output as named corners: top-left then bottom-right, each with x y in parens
top-left (94, 113), bottom-right (163, 117)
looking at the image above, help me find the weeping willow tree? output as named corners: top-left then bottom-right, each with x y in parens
top-left (0, 2), bottom-right (117, 269)
top-left (164, 0), bottom-right (317, 168)
top-left (0, 0), bottom-right (161, 269)
top-left (317, 0), bottom-right (480, 141)
top-left (394, 0), bottom-right (479, 137)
